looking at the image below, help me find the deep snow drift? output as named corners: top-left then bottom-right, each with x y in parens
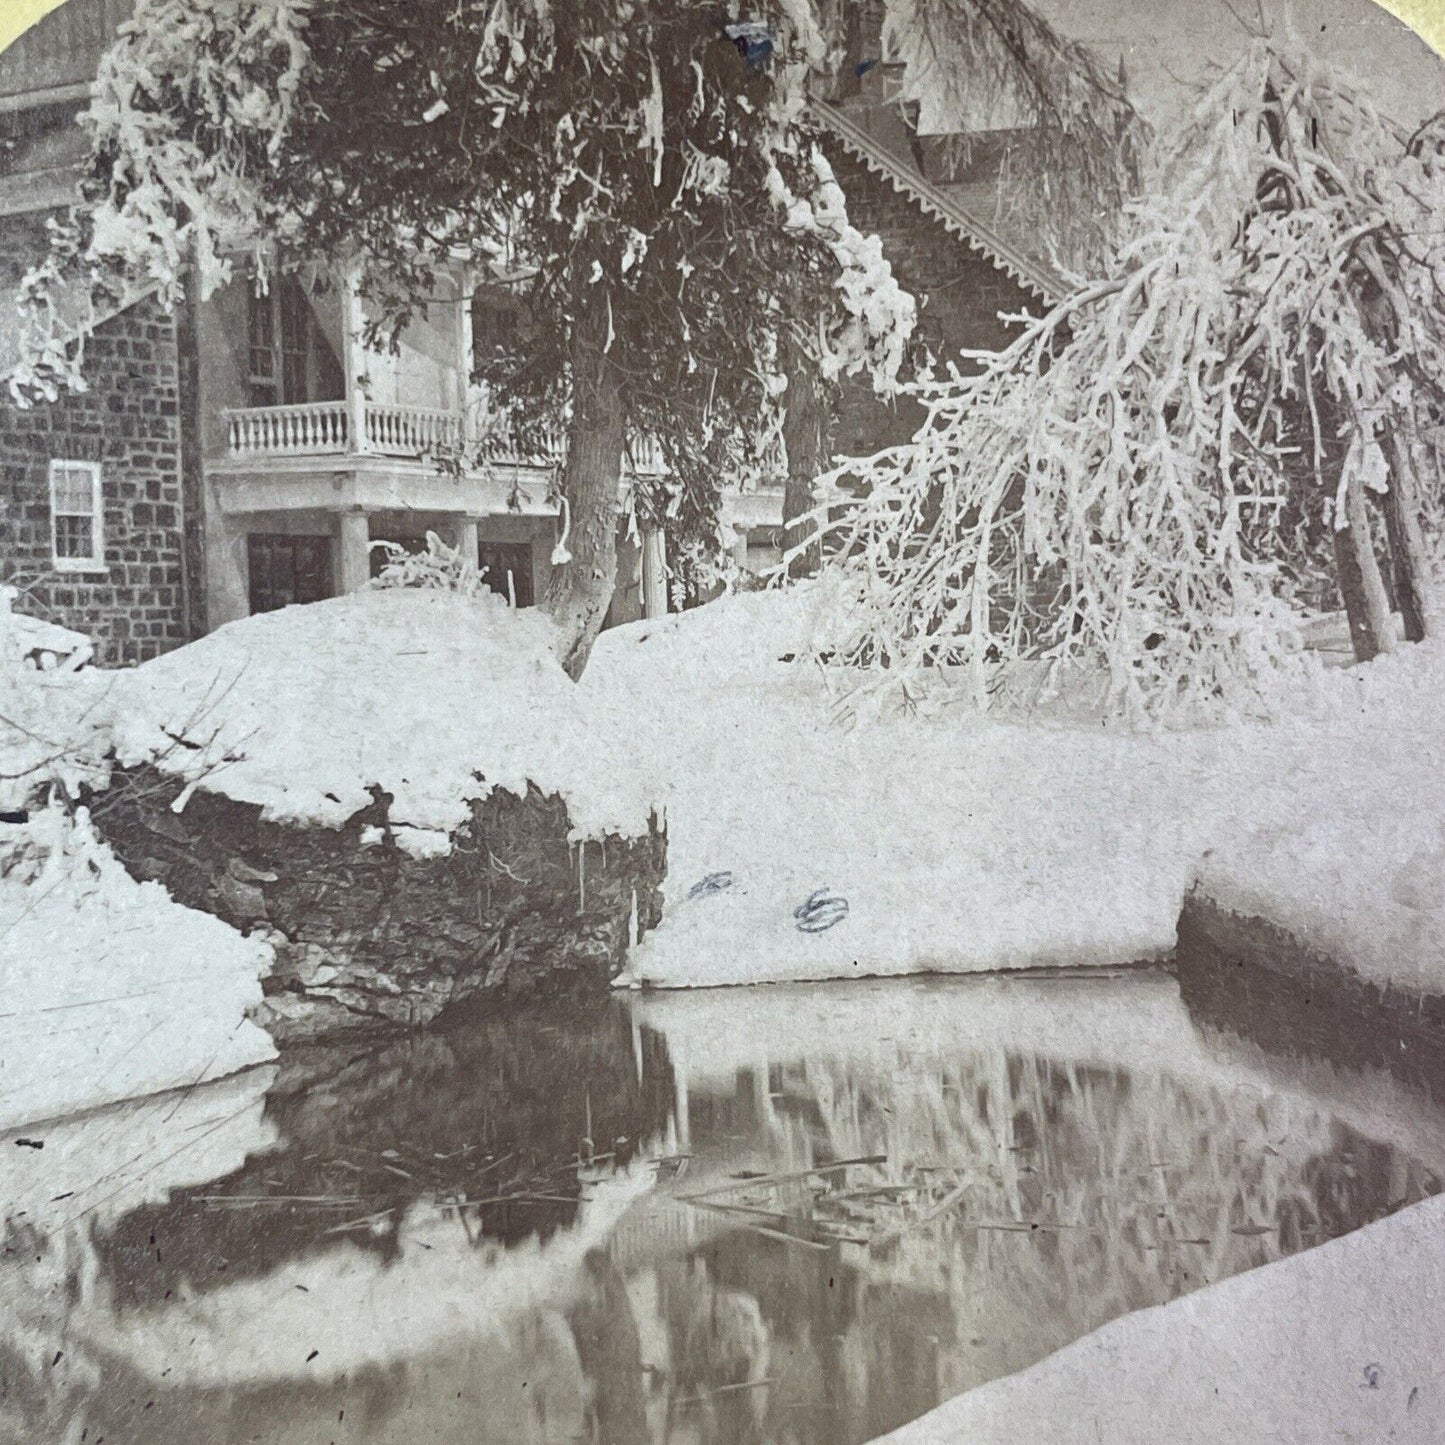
top-left (0, 806), bottom-right (275, 1132)
top-left (108, 588), bottom-right (656, 855)
top-left (876, 1184), bottom-right (1445, 1445)
top-left (8, 575), bottom-right (1445, 1129)
top-left (579, 584), bottom-right (1445, 991)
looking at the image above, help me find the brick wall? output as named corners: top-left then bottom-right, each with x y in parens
top-left (0, 246), bottom-right (191, 664)
top-left (827, 141), bottom-right (1042, 460)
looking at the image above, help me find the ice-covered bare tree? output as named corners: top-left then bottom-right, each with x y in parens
top-left (775, 0), bottom-right (1146, 575)
top-left (13, 0), bottom-right (914, 677)
top-left (816, 39), bottom-right (1445, 722)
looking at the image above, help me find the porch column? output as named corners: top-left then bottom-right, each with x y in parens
top-left (341, 264), bottom-right (370, 454)
top-left (337, 510), bottom-right (372, 594)
top-left (731, 526), bottom-right (750, 572)
top-left (641, 527), bottom-right (668, 619)
top-left (456, 266), bottom-right (475, 438)
top-left (457, 516), bottom-right (479, 566)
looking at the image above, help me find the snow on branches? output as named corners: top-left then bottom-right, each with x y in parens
top-left (9, 0), bottom-right (314, 400)
top-left (763, 147), bottom-right (915, 392)
top-left (816, 39), bottom-right (1445, 724)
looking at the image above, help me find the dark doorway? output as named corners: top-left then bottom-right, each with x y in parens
top-left (479, 540), bottom-right (536, 608)
top-left (247, 533), bottom-right (334, 614)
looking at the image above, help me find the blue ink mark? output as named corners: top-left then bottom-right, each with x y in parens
top-left (794, 889), bottom-right (849, 934)
top-left (723, 20), bottom-right (774, 70)
top-left (687, 871), bottom-right (734, 901)
top-left (854, 58), bottom-right (879, 78)
top-left (1361, 1364), bottom-right (1384, 1390)
top-left (1409, 1386), bottom-right (1421, 1412)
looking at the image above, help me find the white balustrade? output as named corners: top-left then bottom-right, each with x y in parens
top-left (224, 401), bottom-right (350, 457)
top-left (224, 400), bottom-right (759, 483)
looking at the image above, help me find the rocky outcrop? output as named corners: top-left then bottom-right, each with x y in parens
top-left (89, 765), bottom-right (666, 1039)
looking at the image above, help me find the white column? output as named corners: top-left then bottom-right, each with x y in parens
top-left (456, 266), bottom-right (475, 434)
top-left (641, 527), bottom-right (668, 619)
top-left (457, 516), bottom-right (479, 566)
top-left (340, 264), bottom-right (370, 454)
top-left (337, 511), bottom-right (371, 594)
top-left (731, 526), bottom-right (750, 571)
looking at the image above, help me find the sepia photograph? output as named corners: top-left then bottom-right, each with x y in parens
top-left (2, 0), bottom-right (1445, 1439)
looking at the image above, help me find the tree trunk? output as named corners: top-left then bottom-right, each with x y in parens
top-left (1380, 427), bottom-right (1436, 644)
top-left (1333, 471), bottom-right (1396, 663)
top-left (543, 303), bottom-right (626, 680)
top-left (780, 335), bottom-right (829, 579)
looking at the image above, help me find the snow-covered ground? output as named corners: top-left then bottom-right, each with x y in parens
top-left (108, 588), bottom-right (656, 854)
top-left (7, 576), bottom-right (1445, 1129)
top-left (875, 1184), bottom-right (1445, 1445)
top-left (580, 585), bottom-right (1445, 992)
top-left (0, 806), bottom-right (276, 1131)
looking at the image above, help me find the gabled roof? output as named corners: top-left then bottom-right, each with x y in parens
top-left (0, 275), bottom-right (155, 390)
top-left (813, 101), bottom-right (1064, 305)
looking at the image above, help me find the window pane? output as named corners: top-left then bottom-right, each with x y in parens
top-left (54, 513), bottom-right (93, 559)
top-left (51, 465), bottom-right (94, 514)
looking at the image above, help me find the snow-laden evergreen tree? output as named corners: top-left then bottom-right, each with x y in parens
top-left (815, 38), bottom-right (1445, 722)
top-left (13, 0), bottom-right (916, 675)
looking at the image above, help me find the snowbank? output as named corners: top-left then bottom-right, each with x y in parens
top-left (108, 589), bottom-right (656, 856)
top-left (1193, 639), bottom-right (1445, 995)
top-left (582, 584), bottom-right (1445, 991)
top-left (875, 1186), bottom-right (1445, 1445)
top-left (0, 806), bottom-right (276, 1131)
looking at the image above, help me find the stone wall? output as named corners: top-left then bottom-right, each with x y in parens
top-left (0, 213), bottom-right (193, 664)
top-left (91, 765), bottom-right (667, 1040)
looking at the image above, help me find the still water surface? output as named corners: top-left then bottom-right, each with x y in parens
top-left (4, 969), bottom-right (1445, 1445)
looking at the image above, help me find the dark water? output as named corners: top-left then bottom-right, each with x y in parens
top-left (4, 969), bottom-right (1445, 1445)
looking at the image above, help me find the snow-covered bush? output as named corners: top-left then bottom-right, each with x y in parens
top-left (814, 39), bottom-right (1445, 723)
top-left (371, 532), bottom-right (491, 600)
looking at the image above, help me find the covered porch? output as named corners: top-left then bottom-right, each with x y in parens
top-left (196, 266), bottom-right (785, 631)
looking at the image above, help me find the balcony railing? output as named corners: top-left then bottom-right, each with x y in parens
top-left (365, 403), bottom-right (466, 456)
top-left (227, 401), bottom-right (350, 457)
top-left (223, 401), bottom-right (776, 481)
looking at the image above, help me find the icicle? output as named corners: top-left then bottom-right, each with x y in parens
top-left (551, 494), bottom-right (573, 565)
top-left (578, 839), bottom-right (586, 914)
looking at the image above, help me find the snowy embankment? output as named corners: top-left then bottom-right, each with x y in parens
top-left (3, 588), bottom-right (654, 1127)
top-left (107, 588), bottom-right (654, 855)
top-left (0, 593), bottom-right (275, 1130)
top-left (0, 807), bottom-right (276, 1132)
top-left (581, 584), bottom-right (1445, 991)
top-left (1192, 639), bottom-right (1445, 995)
top-left (874, 1186), bottom-right (1445, 1445)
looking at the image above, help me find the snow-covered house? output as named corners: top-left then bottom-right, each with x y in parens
top-left (0, 0), bottom-right (1064, 664)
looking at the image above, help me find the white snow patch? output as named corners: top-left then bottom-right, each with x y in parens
top-left (581, 584), bottom-right (1445, 992)
top-left (0, 806), bottom-right (276, 1132)
top-left (874, 1185), bottom-right (1445, 1444)
top-left (108, 589), bottom-right (658, 855)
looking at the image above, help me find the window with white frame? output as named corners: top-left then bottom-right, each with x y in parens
top-left (48, 460), bottom-right (105, 571)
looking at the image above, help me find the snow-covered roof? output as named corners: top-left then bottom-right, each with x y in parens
top-left (0, 273), bottom-right (155, 388)
top-left (813, 100), bottom-right (1063, 304)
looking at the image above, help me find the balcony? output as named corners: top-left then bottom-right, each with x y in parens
top-left (225, 401), bottom-right (468, 461)
top-left (222, 399), bottom-right (669, 475)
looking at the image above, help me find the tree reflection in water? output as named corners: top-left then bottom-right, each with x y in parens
top-left (1, 974), bottom-right (1443, 1445)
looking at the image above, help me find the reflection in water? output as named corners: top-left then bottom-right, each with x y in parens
top-left (2, 972), bottom-right (1443, 1445)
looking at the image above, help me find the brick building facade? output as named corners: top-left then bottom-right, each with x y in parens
top-left (0, 212), bottom-right (201, 664)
